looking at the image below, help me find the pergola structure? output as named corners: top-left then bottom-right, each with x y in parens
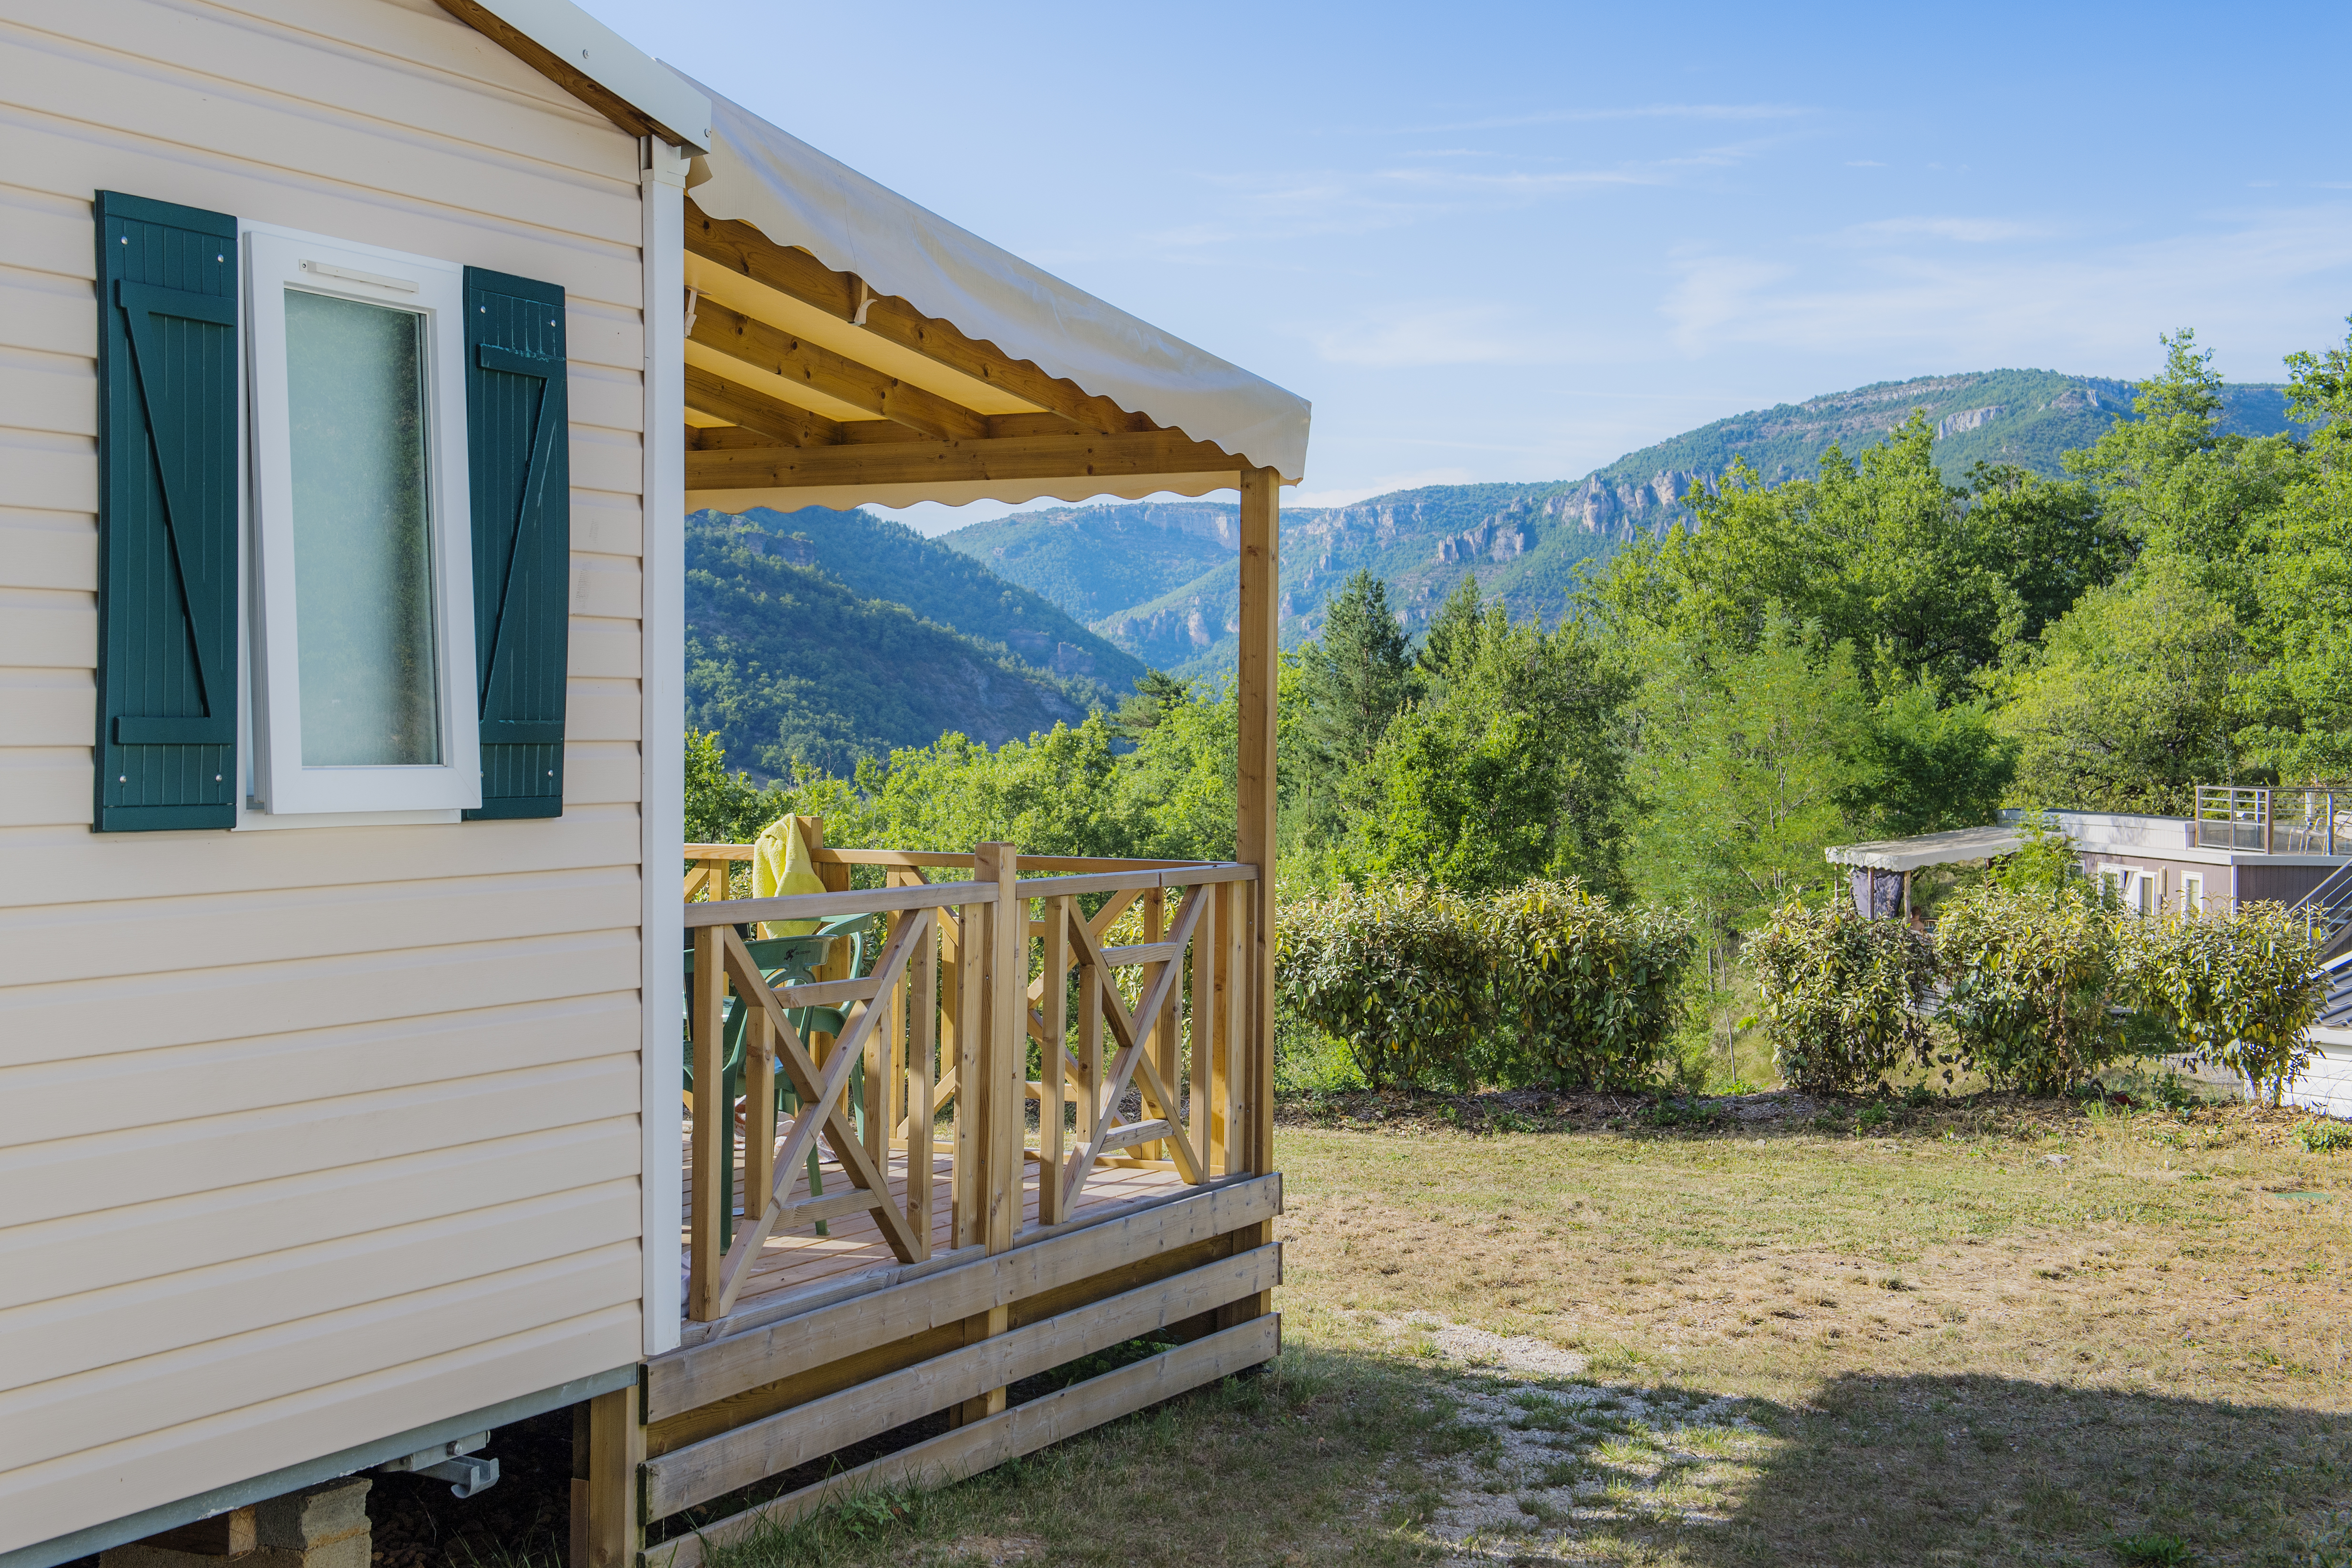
top-left (666, 83), bottom-right (1307, 962)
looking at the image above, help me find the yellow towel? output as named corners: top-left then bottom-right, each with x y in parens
top-left (752, 816), bottom-right (825, 936)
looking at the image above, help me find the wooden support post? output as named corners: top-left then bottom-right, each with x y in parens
top-left (742, 1003), bottom-right (775, 1234)
top-left (1136, 887), bottom-right (1167, 1160)
top-left (908, 902), bottom-right (937, 1251)
top-left (1189, 885), bottom-right (1214, 1179)
top-left (1076, 913), bottom-right (1102, 1159)
top-left (1038, 894), bottom-right (1071, 1225)
top-left (956, 841), bottom-right (1024, 1425)
top-left (688, 923), bottom-right (727, 1322)
top-left (579, 1381), bottom-right (644, 1568)
top-left (1232, 465), bottom-right (1281, 1323)
top-left (950, 892), bottom-right (983, 1251)
top-left (800, 817), bottom-right (847, 1231)
top-left (979, 841), bottom-right (1024, 1254)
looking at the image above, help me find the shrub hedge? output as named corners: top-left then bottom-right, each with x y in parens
top-left (1745, 900), bottom-right (1939, 1095)
top-left (1275, 877), bottom-right (1694, 1092)
top-left (1746, 885), bottom-right (2325, 1099)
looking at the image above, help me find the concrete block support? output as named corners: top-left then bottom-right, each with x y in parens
top-left (253, 1480), bottom-right (370, 1568)
top-left (100, 1481), bottom-right (368, 1568)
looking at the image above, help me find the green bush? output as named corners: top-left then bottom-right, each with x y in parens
top-left (1490, 878), bottom-right (1694, 1089)
top-left (1746, 901), bottom-right (1939, 1095)
top-left (2297, 1120), bottom-right (2352, 1154)
top-left (1935, 882), bottom-right (2141, 1094)
top-left (2117, 902), bottom-right (2321, 1102)
top-left (1275, 882), bottom-right (1494, 1089)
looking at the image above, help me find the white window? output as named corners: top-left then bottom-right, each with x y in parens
top-left (2098, 867), bottom-right (2124, 904)
top-left (2182, 874), bottom-right (2203, 911)
top-left (241, 225), bottom-right (478, 815)
top-left (2136, 871), bottom-right (2161, 915)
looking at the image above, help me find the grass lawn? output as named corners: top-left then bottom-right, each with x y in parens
top-left (706, 1090), bottom-right (2352, 1568)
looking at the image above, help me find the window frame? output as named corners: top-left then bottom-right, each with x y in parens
top-left (241, 223), bottom-right (480, 816)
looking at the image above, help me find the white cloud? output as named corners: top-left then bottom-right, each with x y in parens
top-left (1288, 468), bottom-right (1481, 508)
top-left (1660, 203), bottom-right (2352, 374)
top-left (1312, 304), bottom-right (1565, 368)
top-left (1390, 103), bottom-right (1813, 135)
top-left (1845, 215), bottom-right (2043, 243)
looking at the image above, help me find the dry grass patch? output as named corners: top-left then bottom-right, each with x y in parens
top-left (701, 1092), bottom-right (2352, 1567)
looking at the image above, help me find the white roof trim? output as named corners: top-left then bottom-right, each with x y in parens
top-left (454, 0), bottom-right (712, 150)
top-left (684, 80), bottom-right (1311, 483)
top-left (684, 469), bottom-right (1244, 518)
top-left (1827, 825), bottom-right (2028, 872)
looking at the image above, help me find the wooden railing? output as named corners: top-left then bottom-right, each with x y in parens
top-left (681, 826), bottom-right (1265, 1326)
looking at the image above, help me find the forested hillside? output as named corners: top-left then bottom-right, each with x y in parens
top-left (699, 322), bottom-right (2352, 938)
top-left (935, 501), bottom-right (1237, 624)
top-left (683, 513), bottom-right (1123, 779)
top-left (696, 506), bottom-right (1145, 688)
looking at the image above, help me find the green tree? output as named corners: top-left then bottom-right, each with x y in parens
top-left (1336, 606), bottom-right (1631, 896)
top-left (1113, 668), bottom-right (1192, 739)
top-left (1959, 462), bottom-right (2132, 643)
top-left (1995, 555), bottom-right (2247, 813)
top-left (1625, 615), bottom-right (1869, 935)
top-left (1843, 678), bottom-right (2015, 838)
top-left (1592, 416), bottom-right (2036, 701)
top-left (2063, 330), bottom-right (2305, 610)
top-left (683, 727), bottom-right (793, 845)
top-left (1117, 678), bottom-right (1240, 860)
top-left (2241, 319), bottom-right (2352, 777)
top-left (1416, 572), bottom-right (1487, 680)
top-left (1297, 569), bottom-right (1418, 774)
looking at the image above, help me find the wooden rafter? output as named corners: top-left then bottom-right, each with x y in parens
top-left (690, 297), bottom-right (991, 443)
top-left (683, 363), bottom-right (843, 446)
top-left (687, 201), bottom-right (1156, 437)
top-left (685, 430), bottom-right (1242, 492)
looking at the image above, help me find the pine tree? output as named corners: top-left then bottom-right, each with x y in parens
top-left (1299, 570), bottom-right (1417, 775)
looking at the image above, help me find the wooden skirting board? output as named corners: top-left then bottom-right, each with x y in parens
top-left (639, 1316), bottom-right (1280, 1568)
top-left (646, 1174), bottom-right (1282, 1420)
top-left (643, 1244), bottom-right (1280, 1519)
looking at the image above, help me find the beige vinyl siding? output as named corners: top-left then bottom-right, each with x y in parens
top-left (0, 0), bottom-right (651, 1550)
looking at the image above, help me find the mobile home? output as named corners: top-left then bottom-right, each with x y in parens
top-left (0, 4), bottom-right (1307, 1564)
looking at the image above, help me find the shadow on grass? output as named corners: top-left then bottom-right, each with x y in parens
top-left (692, 1342), bottom-right (1455, 1568)
top-left (1596, 1372), bottom-right (2352, 1568)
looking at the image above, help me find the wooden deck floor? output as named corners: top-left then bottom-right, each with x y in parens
top-left (679, 1126), bottom-right (1190, 1319)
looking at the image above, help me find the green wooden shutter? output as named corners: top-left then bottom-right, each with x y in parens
top-left (94, 192), bottom-right (240, 833)
top-left (462, 267), bottom-right (571, 820)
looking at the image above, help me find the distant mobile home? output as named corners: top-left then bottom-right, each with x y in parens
top-left (0, 6), bottom-right (1307, 1566)
top-left (1829, 791), bottom-right (2352, 1117)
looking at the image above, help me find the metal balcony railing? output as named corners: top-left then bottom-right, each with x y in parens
top-left (2193, 785), bottom-right (2347, 854)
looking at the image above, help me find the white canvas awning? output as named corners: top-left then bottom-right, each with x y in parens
top-left (682, 79), bottom-right (1309, 510)
top-left (1826, 824), bottom-right (2027, 872)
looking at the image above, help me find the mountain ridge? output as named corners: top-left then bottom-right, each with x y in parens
top-left (942, 368), bottom-right (2308, 677)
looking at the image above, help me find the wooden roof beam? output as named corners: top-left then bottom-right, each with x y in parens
top-left (690, 297), bottom-right (989, 444)
top-left (683, 364), bottom-right (844, 447)
top-left (681, 412), bottom-right (1076, 452)
top-left (685, 430), bottom-right (1242, 492)
top-left (685, 202), bottom-right (1157, 438)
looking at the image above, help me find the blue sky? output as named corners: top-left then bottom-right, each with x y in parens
top-left (579, 0), bottom-right (2352, 530)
